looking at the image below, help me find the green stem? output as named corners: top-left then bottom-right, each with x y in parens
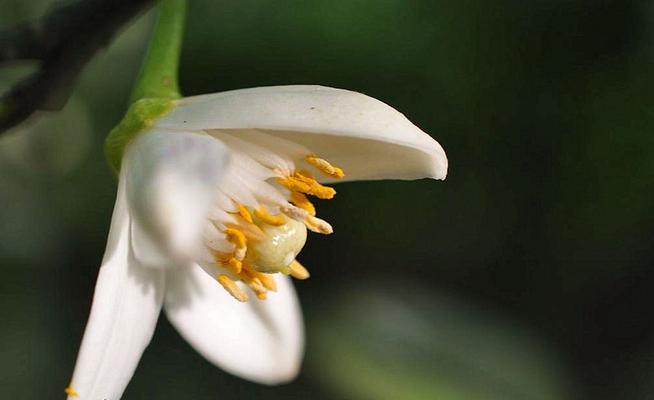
top-left (105, 0), bottom-right (187, 173)
top-left (130, 0), bottom-right (186, 102)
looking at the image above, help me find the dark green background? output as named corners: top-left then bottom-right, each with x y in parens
top-left (1, 0), bottom-right (653, 399)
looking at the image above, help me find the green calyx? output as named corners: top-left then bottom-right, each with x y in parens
top-left (104, 97), bottom-right (174, 173)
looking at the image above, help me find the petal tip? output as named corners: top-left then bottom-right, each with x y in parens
top-left (256, 362), bottom-right (302, 385)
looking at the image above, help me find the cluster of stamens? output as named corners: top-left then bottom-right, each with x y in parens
top-left (209, 150), bottom-right (344, 302)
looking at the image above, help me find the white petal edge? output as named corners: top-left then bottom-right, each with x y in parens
top-left (124, 130), bottom-right (230, 268)
top-left (156, 85), bottom-right (447, 182)
top-left (67, 169), bottom-right (165, 399)
top-left (163, 264), bottom-right (304, 385)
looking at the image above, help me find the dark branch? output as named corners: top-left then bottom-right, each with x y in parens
top-left (0, 0), bottom-right (155, 133)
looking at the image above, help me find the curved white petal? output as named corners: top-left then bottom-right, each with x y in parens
top-left (156, 85), bottom-right (447, 181)
top-left (124, 130), bottom-right (230, 268)
top-left (163, 264), bottom-right (303, 385)
top-left (67, 170), bottom-right (165, 399)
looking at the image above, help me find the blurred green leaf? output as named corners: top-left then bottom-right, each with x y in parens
top-left (308, 282), bottom-right (576, 400)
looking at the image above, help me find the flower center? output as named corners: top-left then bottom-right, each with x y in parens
top-left (202, 132), bottom-right (344, 302)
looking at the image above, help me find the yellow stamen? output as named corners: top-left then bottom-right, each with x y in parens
top-left (217, 274), bottom-right (249, 302)
top-left (290, 191), bottom-right (315, 216)
top-left (214, 251), bottom-right (242, 273)
top-left (64, 385), bottom-right (79, 397)
top-left (254, 206), bottom-right (286, 226)
top-left (305, 154), bottom-right (345, 179)
top-left (277, 171), bottom-right (336, 199)
top-left (289, 260), bottom-right (310, 280)
top-left (247, 277), bottom-right (267, 293)
top-left (256, 292), bottom-right (267, 300)
top-left (256, 273), bottom-right (277, 291)
top-left (304, 215), bottom-right (333, 234)
top-left (225, 228), bottom-right (247, 248)
top-left (242, 266), bottom-right (278, 291)
top-left (225, 257), bottom-right (243, 274)
top-left (237, 203), bottom-right (253, 223)
top-left (213, 251), bottom-right (230, 263)
top-left (240, 264), bottom-right (267, 290)
top-left (225, 227), bottom-right (247, 260)
top-left (225, 222), bottom-right (265, 241)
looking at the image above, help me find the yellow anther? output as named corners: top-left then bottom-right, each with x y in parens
top-left (225, 228), bottom-right (247, 248)
top-left (225, 257), bottom-right (243, 274)
top-left (277, 171), bottom-right (336, 199)
top-left (213, 251), bottom-right (231, 263)
top-left (238, 263), bottom-right (276, 296)
top-left (289, 260), bottom-right (310, 280)
top-left (215, 252), bottom-right (247, 273)
top-left (64, 385), bottom-right (79, 397)
top-left (217, 275), bottom-right (249, 302)
top-left (305, 154), bottom-right (345, 179)
top-left (226, 222), bottom-right (265, 241)
top-left (254, 206), bottom-right (286, 226)
top-left (247, 277), bottom-right (267, 293)
top-left (304, 215), bottom-right (333, 234)
top-left (256, 292), bottom-right (267, 300)
top-left (256, 273), bottom-right (277, 291)
top-left (237, 203), bottom-right (253, 223)
top-left (290, 191), bottom-right (315, 216)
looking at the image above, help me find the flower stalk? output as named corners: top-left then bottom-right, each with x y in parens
top-left (130, 0), bottom-right (185, 102)
top-left (105, 0), bottom-right (186, 173)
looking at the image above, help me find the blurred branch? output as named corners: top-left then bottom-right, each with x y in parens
top-left (0, 0), bottom-right (155, 134)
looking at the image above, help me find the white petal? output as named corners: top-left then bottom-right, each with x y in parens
top-left (124, 130), bottom-right (230, 268)
top-left (163, 264), bottom-right (303, 385)
top-left (67, 170), bottom-right (165, 399)
top-left (156, 85), bottom-right (447, 181)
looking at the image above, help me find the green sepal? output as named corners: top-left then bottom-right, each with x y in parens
top-left (104, 97), bottom-right (173, 174)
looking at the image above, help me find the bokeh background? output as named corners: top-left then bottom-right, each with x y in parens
top-left (2, 0), bottom-right (654, 399)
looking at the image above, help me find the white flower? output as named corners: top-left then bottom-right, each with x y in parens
top-left (65, 85), bottom-right (447, 399)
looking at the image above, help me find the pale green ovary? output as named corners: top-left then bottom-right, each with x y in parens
top-left (247, 218), bottom-right (307, 274)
